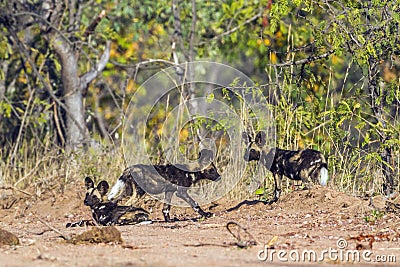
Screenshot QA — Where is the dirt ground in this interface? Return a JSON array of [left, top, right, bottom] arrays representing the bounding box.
[[1, 180, 400, 267]]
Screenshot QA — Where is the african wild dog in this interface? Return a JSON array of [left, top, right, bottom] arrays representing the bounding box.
[[243, 131, 328, 203], [107, 149, 221, 222], [66, 177, 150, 227]]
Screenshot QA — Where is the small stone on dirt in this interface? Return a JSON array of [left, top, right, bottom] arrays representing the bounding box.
[[68, 226, 123, 245], [0, 228, 20, 246]]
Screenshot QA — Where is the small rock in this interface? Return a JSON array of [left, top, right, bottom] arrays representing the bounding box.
[[67, 226, 123, 245], [0, 228, 20, 246]]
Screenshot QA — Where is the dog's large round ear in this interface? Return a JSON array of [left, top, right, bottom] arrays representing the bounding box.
[[84, 177, 94, 190], [97, 181, 110, 197], [198, 149, 213, 165], [255, 131, 267, 147], [242, 132, 251, 144]]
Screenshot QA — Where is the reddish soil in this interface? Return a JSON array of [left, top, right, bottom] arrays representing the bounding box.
[[1, 181, 400, 266]]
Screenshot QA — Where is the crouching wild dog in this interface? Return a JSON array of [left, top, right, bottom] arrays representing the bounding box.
[[66, 177, 150, 227], [107, 149, 221, 222], [243, 131, 328, 203]]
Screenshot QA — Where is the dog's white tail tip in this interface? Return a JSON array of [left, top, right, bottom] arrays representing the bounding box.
[[108, 179, 125, 200], [319, 167, 329, 186]]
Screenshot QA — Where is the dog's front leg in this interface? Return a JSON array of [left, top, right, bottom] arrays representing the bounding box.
[[162, 191, 174, 222], [66, 219, 95, 228], [268, 173, 282, 204], [176, 187, 212, 219]]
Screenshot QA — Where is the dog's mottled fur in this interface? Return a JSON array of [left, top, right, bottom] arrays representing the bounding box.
[[243, 131, 328, 203], [108, 149, 221, 222], [66, 177, 150, 227]]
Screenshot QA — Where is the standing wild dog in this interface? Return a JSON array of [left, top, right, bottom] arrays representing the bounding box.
[[107, 149, 221, 222], [243, 131, 328, 203], [66, 177, 150, 227]]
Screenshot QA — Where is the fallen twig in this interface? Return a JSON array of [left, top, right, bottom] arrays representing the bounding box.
[[0, 185, 33, 197], [226, 221, 258, 248], [184, 243, 232, 248], [35, 215, 71, 240], [184, 221, 259, 249]]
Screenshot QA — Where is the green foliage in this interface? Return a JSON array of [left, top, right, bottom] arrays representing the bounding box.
[[0, 102, 12, 118], [364, 209, 384, 224]]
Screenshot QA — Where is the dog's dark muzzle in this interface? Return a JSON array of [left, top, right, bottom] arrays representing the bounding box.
[[213, 175, 221, 182], [244, 149, 259, 161]]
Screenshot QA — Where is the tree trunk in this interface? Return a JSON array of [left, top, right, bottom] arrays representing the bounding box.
[[368, 57, 394, 196], [0, 60, 7, 123], [52, 36, 89, 151]]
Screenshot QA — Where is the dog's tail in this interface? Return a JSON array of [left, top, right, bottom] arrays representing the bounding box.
[[108, 178, 126, 201], [319, 166, 329, 186], [108, 172, 145, 201]]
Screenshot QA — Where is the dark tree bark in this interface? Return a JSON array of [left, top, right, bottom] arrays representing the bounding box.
[[368, 57, 395, 196], [51, 35, 89, 150]]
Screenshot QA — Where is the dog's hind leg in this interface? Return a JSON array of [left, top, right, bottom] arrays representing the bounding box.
[[162, 191, 174, 222]]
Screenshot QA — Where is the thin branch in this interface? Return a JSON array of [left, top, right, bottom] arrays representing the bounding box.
[[188, 0, 196, 62], [75, 9, 107, 59], [10, 11, 74, 47], [13, 155, 49, 187], [268, 50, 334, 67], [172, 0, 187, 59], [10, 87, 35, 164], [80, 40, 111, 89], [187, 0, 197, 98], [93, 89, 110, 141], [111, 58, 176, 70], [84, 10, 107, 38], [0, 61, 7, 102], [53, 101, 66, 146], [68, 0, 78, 32], [9, 11, 93, 68], [197, 12, 262, 46]]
